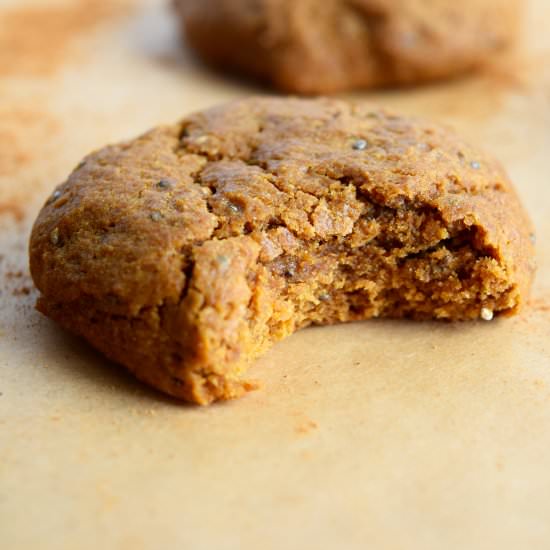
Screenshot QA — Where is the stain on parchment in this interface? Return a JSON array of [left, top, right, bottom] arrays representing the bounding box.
[[291, 410, 319, 436], [529, 296, 550, 314], [295, 419, 318, 435]]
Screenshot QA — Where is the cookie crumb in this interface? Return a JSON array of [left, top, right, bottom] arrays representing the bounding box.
[[480, 307, 494, 321], [13, 286, 31, 296], [295, 419, 318, 435]]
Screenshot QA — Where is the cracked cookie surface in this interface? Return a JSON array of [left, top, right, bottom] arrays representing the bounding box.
[[29, 97, 535, 404], [175, 0, 521, 94]]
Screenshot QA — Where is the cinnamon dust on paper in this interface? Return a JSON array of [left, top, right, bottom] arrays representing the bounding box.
[[0, 201, 25, 221], [0, 104, 60, 219], [4, 269, 34, 297], [0, 0, 133, 217], [0, 106, 60, 178], [0, 0, 133, 77]]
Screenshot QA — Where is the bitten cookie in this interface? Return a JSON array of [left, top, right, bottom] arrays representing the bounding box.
[[30, 97, 535, 404], [175, 0, 521, 94]]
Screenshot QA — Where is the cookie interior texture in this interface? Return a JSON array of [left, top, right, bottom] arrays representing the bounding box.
[[175, 0, 521, 93], [29, 98, 535, 404]]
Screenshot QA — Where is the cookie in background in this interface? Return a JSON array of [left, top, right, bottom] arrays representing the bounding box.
[[174, 0, 522, 94]]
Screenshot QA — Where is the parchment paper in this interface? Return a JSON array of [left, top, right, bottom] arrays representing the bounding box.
[[1, 1, 550, 548]]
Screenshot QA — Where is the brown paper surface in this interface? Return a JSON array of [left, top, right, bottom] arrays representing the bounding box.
[[1, 1, 550, 548]]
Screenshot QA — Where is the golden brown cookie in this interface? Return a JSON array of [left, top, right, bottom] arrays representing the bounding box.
[[29, 97, 535, 404], [175, 0, 521, 94]]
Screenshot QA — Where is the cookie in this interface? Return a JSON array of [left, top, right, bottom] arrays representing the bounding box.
[[175, 0, 521, 94], [29, 97, 535, 404]]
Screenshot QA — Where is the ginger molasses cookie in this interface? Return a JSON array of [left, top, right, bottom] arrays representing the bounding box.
[[30, 97, 535, 404], [175, 0, 521, 94]]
